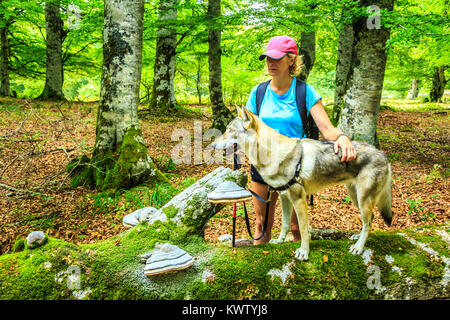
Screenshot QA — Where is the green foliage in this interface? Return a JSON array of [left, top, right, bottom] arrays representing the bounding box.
[[2, 0, 448, 102], [87, 176, 197, 217], [407, 198, 437, 222], [154, 155, 177, 172]]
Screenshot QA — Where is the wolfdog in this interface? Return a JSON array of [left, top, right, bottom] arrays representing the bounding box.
[[211, 106, 393, 261]]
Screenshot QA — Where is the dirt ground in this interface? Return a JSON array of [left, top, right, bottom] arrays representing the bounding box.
[[0, 97, 448, 254]]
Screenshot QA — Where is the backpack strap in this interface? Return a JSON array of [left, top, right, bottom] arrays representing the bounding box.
[[296, 79, 319, 140], [255, 80, 270, 116], [295, 79, 308, 138]]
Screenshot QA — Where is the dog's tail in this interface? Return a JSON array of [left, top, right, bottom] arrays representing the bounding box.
[[377, 164, 393, 226]]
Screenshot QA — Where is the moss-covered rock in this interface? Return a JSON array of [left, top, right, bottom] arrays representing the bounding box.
[[1, 221, 448, 300]]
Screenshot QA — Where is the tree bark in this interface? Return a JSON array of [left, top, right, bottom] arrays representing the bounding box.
[[196, 56, 202, 104], [37, 1, 65, 101], [297, 31, 315, 82], [151, 0, 177, 110], [208, 0, 234, 133], [429, 66, 446, 102], [68, 0, 166, 192], [0, 20, 10, 97], [406, 79, 420, 99], [332, 22, 354, 125], [338, 0, 394, 147]]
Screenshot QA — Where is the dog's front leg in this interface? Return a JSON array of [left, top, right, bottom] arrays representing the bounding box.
[[288, 186, 310, 261], [269, 192, 292, 244]]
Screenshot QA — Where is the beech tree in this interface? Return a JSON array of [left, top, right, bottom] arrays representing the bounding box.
[[0, 0, 12, 97], [37, 0, 65, 101], [207, 0, 234, 132], [332, 20, 353, 125], [337, 0, 395, 146], [68, 0, 166, 192], [151, 0, 177, 110], [298, 30, 316, 81]]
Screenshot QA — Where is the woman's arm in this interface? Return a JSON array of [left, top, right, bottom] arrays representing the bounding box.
[[309, 100, 357, 162]]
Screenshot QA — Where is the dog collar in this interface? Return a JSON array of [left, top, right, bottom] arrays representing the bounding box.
[[268, 157, 302, 192]]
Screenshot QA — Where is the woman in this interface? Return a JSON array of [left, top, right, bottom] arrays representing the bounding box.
[[245, 35, 357, 245]]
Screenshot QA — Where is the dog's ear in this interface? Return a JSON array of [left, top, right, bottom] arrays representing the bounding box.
[[240, 106, 250, 122], [242, 107, 256, 129], [236, 106, 244, 119]]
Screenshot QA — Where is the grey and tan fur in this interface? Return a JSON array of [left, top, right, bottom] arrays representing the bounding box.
[[211, 106, 393, 261]]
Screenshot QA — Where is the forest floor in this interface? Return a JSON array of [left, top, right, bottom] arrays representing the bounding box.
[[0, 97, 448, 254]]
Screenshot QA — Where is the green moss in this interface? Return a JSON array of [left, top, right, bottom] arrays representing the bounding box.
[[401, 225, 449, 257], [102, 128, 168, 192], [224, 172, 248, 188], [179, 194, 213, 236], [162, 205, 178, 219], [67, 155, 95, 188], [1, 223, 448, 300], [190, 239, 372, 300], [12, 238, 25, 253]]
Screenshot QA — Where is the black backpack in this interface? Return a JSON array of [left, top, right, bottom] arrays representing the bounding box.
[[255, 79, 319, 140], [255, 79, 318, 205]]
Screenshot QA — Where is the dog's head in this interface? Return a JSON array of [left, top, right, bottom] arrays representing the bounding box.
[[210, 106, 258, 152]]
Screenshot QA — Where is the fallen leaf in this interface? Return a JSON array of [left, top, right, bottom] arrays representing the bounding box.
[[323, 255, 328, 263]]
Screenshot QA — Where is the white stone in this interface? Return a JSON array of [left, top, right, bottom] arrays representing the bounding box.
[[122, 207, 159, 228], [26, 231, 47, 248], [218, 234, 233, 242]]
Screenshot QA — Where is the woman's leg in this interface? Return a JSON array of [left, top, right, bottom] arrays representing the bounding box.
[[251, 180, 279, 245], [290, 210, 301, 241]]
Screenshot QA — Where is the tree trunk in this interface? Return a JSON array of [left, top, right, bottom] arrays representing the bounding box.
[[406, 79, 420, 99], [338, 0, 394, 147], [332, 22, 354, 125], [429, 66, 446, 102], [297, 31, 315, 82], [37, 1, 65, 101], [208, 0, 234, 133], [0, 23, 10, 97], [68, 0, 166, 192], [150, 0, 177, 110], [196, 56, 202, 104]]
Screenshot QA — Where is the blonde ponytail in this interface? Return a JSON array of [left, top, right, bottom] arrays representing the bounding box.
[[288, 53, 304, 77]]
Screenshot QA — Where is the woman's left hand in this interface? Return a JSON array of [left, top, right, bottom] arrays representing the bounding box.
[[334, 135, 357, 162]]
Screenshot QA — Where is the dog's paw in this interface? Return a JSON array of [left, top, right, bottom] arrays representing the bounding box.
[[269, 237, 284, 244], [349, 243, 364, 255], [294, 247, 309, 261], [350, 233, 360, 241]]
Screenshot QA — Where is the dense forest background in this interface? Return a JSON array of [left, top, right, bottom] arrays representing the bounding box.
[[1, 0, 448, 104]]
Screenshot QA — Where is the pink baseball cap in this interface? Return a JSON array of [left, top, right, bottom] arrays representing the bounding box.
[[259, 36, 298, 61]]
